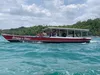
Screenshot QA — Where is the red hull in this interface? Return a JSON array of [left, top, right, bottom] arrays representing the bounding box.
[[2, 34, 91, 43]]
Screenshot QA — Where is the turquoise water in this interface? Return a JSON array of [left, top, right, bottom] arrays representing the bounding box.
[[0, 36, 100, 75]]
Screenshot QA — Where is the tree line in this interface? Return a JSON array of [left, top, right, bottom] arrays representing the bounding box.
[[0, 18, 100, 36]]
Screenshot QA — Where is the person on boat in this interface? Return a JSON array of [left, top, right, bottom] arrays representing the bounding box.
[[43, 31, 47, 36], [36, 32, 44, 37], [37, 31, 47, 37], [51, 30, 57, 36]]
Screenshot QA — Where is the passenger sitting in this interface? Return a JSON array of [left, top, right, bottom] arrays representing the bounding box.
[[37, 33, 44, 37], [43, 31, 47, 36]]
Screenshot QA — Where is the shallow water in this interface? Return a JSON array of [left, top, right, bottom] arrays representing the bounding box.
[[0, 36, 100, 75]]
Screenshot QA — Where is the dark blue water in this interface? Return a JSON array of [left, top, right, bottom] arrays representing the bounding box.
[[0, 36, 100, 75]]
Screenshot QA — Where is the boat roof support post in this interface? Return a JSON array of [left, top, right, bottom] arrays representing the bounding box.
[[67, 29, 68, 36], [87, 31, 88, 36], [51, 29, 52, 37], [74, 30, 75, 37], [81, 31, 82, 37], [72, 30, 75, 37], [59, 29, 60, 37]]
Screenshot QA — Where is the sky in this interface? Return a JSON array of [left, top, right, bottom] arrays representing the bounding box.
[[0, 0, 100, 29]]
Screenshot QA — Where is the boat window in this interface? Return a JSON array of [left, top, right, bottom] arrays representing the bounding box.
[[67, 30, 74, 37], [62, 33, 66, 37], [60, 30, 66, 37], [82, 31, 88, 37], [43, 27, 90, 37], [74, 31, 81, 37]]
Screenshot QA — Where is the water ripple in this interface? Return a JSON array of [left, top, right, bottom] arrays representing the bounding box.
[[0, 36, 100, 75]]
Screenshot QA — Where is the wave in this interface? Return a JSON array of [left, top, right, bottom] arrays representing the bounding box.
[[90, 40, 100, 43], [32, 70, 100, 75]]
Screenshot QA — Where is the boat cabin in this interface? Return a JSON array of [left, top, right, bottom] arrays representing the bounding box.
[[43, 27, 90, 37]]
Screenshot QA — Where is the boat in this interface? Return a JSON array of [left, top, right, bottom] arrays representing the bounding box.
[[2, 27, 91, 43]]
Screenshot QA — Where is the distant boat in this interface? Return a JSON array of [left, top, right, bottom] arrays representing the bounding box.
[[2, 27, 91, 43]]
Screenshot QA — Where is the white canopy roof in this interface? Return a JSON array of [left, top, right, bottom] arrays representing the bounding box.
[[44, 27, 89, 32]]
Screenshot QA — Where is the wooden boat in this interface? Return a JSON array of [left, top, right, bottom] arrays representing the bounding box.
[[2, 27, 91, 43]]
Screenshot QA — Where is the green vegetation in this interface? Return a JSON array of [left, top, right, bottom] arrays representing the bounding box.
[[1, 25, 47, 35], [1, 18, 100, 36]]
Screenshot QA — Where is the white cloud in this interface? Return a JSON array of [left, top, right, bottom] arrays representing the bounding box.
[[43, 0, 87, 24], [75, 0, 100, 21], [22, 4, 51, 17], [43, 0, 64, 11], [0, 0, 100, 29], [60, 4, 87, 23]]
